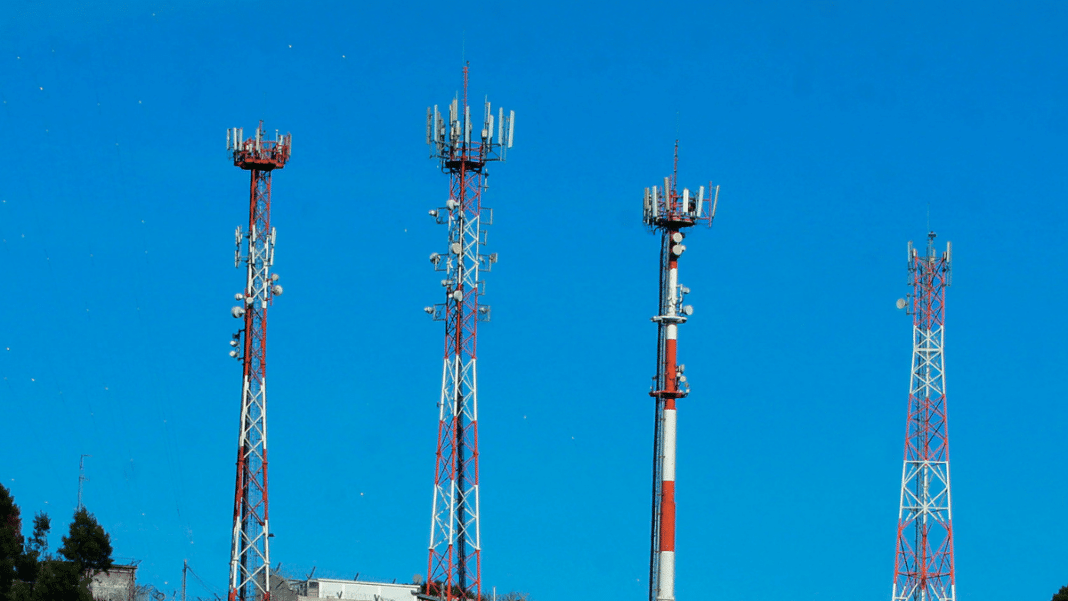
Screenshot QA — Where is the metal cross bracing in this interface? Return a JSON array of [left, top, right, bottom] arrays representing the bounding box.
[[892, 231, 955, 601], [420, 64, 514, 601], [224, 121, 291, 601], [641, 142, 718, 601]]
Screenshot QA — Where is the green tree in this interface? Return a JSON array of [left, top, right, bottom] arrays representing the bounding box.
[[1052, 585, 1068, 601], [58, 508, 112, 575], [0, 484, 24, 601], [13, 507, 112, 601], [19, 559, 84, 601], [0, 494, 114, 601], [14, 513, 50, 593], [27, 515, 48, 561]]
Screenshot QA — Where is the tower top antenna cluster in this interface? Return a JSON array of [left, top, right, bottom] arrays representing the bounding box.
[[228, 120, 292, 171], [643, 141, 718, 230], [908, 231, 952, 274], [426, 65, 515, 170]]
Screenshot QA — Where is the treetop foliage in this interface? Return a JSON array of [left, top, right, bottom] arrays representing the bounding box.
[[26, 516, 48, 561], [59, 508, 112, 575]]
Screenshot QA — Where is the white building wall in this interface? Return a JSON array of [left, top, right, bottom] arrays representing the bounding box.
[[301, 579, 419, 601], [89, 565, 136, 601]]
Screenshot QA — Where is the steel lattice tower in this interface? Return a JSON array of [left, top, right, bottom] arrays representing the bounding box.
[[224, 122, 291, 601], [642, 143, 717, 601], [892, 232, 955, 601], [420, 65, 514, 601]]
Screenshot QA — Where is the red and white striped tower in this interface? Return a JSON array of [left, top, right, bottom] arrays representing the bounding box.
[[421, 65, 515, 601], [891, 232, 955, 601], [642, 143, 717, 601], [224, 122, 291, 601]]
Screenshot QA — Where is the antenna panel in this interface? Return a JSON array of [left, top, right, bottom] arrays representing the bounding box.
[[464, 105, 471, 145], [507, 110, 515, 148]]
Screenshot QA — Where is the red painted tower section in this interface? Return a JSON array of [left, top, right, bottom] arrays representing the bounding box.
[[225, 122, 290, 601]]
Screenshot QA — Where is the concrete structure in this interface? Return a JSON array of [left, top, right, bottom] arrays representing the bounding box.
[[89, 564, 137, 601], [289, 578, 418, 601]]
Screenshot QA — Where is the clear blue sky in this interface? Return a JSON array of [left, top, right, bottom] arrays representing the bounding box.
[[2, 1, 1067, 599]]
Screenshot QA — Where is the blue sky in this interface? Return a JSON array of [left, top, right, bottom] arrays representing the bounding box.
[[2, 1, 1067, 599]]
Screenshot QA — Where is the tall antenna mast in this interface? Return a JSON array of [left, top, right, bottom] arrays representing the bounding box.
[[892, 232, 956, 601], [420, 64, 515, 601], [224, 121, 291, 601], [77, 454, 91, 510], [641, 141, 718, 601]]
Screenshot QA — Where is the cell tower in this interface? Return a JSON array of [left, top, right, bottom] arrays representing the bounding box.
[[892, 232, 955, 601], [224, 121, 291, 601], [641, 142, 717, 601], [420, 64, 515, 601]]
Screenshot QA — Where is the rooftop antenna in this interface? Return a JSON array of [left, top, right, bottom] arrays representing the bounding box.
[[77, 454, 91, 510]]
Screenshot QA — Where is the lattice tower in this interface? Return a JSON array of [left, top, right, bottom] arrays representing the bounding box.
[[892, 232, 955, 601], [224, 121, 291, 601], [420, 65, 515, 601]]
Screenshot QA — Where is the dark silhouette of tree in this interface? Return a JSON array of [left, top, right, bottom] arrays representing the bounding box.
[[27, 515, 48, 561], [7, 506, 113, 601], [21, 559, 84, 601], [0, 484, 24, 601], [58, 508, 112, 576], [15, 513, 50, 591], [1051, 585, 1068, 601]]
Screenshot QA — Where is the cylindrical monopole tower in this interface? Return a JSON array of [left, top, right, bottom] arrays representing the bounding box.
[[892, 232, 956, 601], [224, 122, 291, 601], [642, 142, 718, 601], [420, 65, 515, 601]]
